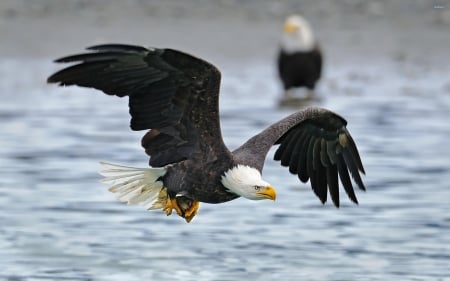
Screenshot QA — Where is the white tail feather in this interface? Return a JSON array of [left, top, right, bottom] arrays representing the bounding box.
[[99, 161, 168, 210]]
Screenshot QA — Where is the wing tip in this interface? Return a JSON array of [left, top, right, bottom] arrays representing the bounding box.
[[331, 198, 340, 208], [46, 76, 55, 83], [348, 193, 359, 205], [46, 75, 61, 84], [358, 182, 367, 192], [86, 43, 150, 53], [318, 196, 327, 205]]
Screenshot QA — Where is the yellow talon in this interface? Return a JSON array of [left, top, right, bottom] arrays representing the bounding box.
[[162, 197, 173, 216], [163, 198, 183, 216], [183, 201, 200, 223], [162, 195, 200, 223], [172, 198, 184, 216], [184, 201, 200, 219]]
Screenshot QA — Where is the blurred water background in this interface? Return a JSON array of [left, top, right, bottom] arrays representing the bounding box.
[[1, 1, 450, 280]]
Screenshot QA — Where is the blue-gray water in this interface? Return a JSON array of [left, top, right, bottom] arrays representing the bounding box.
[[1, 57, 449, 281]]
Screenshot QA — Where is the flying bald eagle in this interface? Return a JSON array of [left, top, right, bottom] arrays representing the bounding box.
[[278, 15, 322, 99], [47, 44, 365, 223]]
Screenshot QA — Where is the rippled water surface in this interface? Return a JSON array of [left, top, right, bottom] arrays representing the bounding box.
[[1, 57, 449, 281]]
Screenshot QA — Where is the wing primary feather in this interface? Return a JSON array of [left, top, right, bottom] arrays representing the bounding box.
[[326, 165, 340, 207], [314, 164, 327, 204], [312, 138, 322, 171], [280, 130, 303, 166], [288, 130, 308, 174], [47, 61, 112, 84], [297, 135, 311, 182], [274, 143, 285, 161], [274, 130, 293, 161], [53, 51, 127, 63], [306, 137, 316, 189], [87, 44, 151, 53], [326, 140, 338, 165], [345, 130, 366, 174], [320, 139, 331, 167], [342, 149, 366, 191], [336, 154, 358, 204], [275, 129, 300, 162]]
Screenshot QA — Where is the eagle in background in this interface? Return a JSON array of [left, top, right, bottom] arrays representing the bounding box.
[[48, 44, 365, 223], [278, 15, 323, 101]]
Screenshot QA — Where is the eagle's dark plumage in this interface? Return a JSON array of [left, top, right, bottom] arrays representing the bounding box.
[[278, 46, 322, 91], [48, 43, 365, 222]]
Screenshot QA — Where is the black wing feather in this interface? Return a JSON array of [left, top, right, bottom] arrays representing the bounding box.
[[326, 166, 339, 207], [297, 134, 311, 183], [54, 51, 128, 63], [306, 137, 316, 190], [280, 130, 303, 166], [320, 139, 331, 167], [288, 130, 307, 174], [87, 43, 150, 52], [315, 162, 328, 204], [270, 108, 365, 207], [336, 154, 358, 204], [342, 149, 366, 191], [345, 131, 366, 174]]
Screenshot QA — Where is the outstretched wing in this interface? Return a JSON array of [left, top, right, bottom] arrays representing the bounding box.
[[233, 107, 365, 207], [48, 44, 228, 167]]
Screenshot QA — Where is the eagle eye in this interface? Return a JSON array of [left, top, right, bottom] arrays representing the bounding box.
[[254, 186, 261, 191]]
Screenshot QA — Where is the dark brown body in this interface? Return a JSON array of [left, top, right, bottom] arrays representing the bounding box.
[[278, 46, 322, 90], [163, 159, 239, 204]]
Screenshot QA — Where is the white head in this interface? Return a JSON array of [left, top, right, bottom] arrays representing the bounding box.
[[221, 165, 276, 200], [280, 14, 316, 53]]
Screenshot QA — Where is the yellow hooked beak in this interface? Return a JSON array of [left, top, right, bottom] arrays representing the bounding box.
[[284, 22, 299, 34], [257, 186, 277, 201]]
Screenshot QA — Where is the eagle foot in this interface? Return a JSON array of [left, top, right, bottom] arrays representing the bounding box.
[[163, 198, 183, 217], [162, 196, 200, 223], [183, 200, 200, 223]]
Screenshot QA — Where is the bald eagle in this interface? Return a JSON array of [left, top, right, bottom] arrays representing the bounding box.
[[47, 44, 365, 223], [278, 15, 322, 99]]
